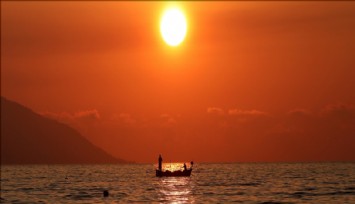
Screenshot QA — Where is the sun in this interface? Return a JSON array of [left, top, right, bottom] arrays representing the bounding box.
[[160, 8, 187, 47]]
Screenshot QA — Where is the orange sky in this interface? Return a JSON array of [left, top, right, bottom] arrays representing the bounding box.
[[2, 1, 355, 163]]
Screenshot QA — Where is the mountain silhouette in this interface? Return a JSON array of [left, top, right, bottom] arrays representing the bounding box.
[[1, 97, 126, 164]]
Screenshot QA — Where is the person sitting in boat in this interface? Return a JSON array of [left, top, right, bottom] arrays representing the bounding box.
[[158, 154, 163, 171], [183, 163, 187, 171]]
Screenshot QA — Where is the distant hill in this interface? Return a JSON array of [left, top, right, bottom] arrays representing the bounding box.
[[1, 97, 126, 164]]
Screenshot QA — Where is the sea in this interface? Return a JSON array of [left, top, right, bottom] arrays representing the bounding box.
[[1, 163, 354, 203]]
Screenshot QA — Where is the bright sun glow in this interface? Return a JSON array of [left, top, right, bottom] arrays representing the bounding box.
[[160, 8, 187, 47]]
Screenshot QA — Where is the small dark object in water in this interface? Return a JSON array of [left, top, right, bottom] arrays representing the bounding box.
[[103, 190, 109, 197]]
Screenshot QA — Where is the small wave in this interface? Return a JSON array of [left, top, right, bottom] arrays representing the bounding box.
[[239, 182, 260, 186], [65, 191, 95, 200], [321, 191, 355, 196], [47, 182, 58, 188], [283, 174, 303, 179], [18, 187, 34, 191], [290, 191, 315, 198], [303, 187, 317, 191], [88, 187, 105, 191], [115, 192, 128, 199], [8, 199, 18, 203], [345, 187, 355, 191], [322, 181, 339, 185], [223, 192, 245, 196], [292, 191, 307, 196], [198, 182, 230, 187], [290, 190, 355, 198]]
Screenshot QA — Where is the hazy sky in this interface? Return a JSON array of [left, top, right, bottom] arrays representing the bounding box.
[[2, 1, 355, 162]]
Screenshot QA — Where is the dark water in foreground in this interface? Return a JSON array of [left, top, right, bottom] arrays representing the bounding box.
[[1, 163, 354, 203]]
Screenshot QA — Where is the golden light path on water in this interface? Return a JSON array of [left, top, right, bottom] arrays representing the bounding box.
[[159, 162, 192, 172], [157, 177, 195, 203], [155, 162, 195, 203]]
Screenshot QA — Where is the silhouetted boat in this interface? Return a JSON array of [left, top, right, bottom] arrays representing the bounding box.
[[156, 156, 194, 177], [156, 168, 192, 177]]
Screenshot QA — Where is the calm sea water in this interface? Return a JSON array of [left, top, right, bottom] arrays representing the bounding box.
[[1, 163, 354, 203]]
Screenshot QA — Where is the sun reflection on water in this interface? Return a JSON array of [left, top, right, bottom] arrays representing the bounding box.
[[155, 163, 195, 203], [156, 162, 192, 172]]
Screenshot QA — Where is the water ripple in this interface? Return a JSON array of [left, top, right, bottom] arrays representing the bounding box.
[[1, 163, 354, 203]]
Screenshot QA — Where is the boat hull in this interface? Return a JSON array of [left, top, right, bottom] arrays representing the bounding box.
[[156, 169, 192, 177]]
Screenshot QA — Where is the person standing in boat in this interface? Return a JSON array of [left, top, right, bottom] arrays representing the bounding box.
[[158, 154, 163, 171]]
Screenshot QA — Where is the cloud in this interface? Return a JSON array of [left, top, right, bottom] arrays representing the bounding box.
[[207, 107, 225, 115], [108, 113, 178, 128], [287, 109, 311, 116], [38, 104, 355, 162], [118, 113, 136, 125], [74, 110, 100, 121], [41, 111, 71, 121], [206, 107, 270, 128], [40, 109, 101, 135], [318, 103, 355, 130], [286, 109, 313, 125], [228, 109, 268, 116], [207, 107, 268, 117], [321, 103, 355, 119], [41, 109, 100, 123], [160, 114, 177, 128]]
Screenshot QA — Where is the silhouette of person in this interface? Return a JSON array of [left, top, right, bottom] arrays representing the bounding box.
[[158, 154, 163, 171], [183, 163, 187, 171]]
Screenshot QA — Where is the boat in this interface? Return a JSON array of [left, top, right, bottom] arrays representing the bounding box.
[[155, 155, 194, 177], [156, 168, 192, 177]]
